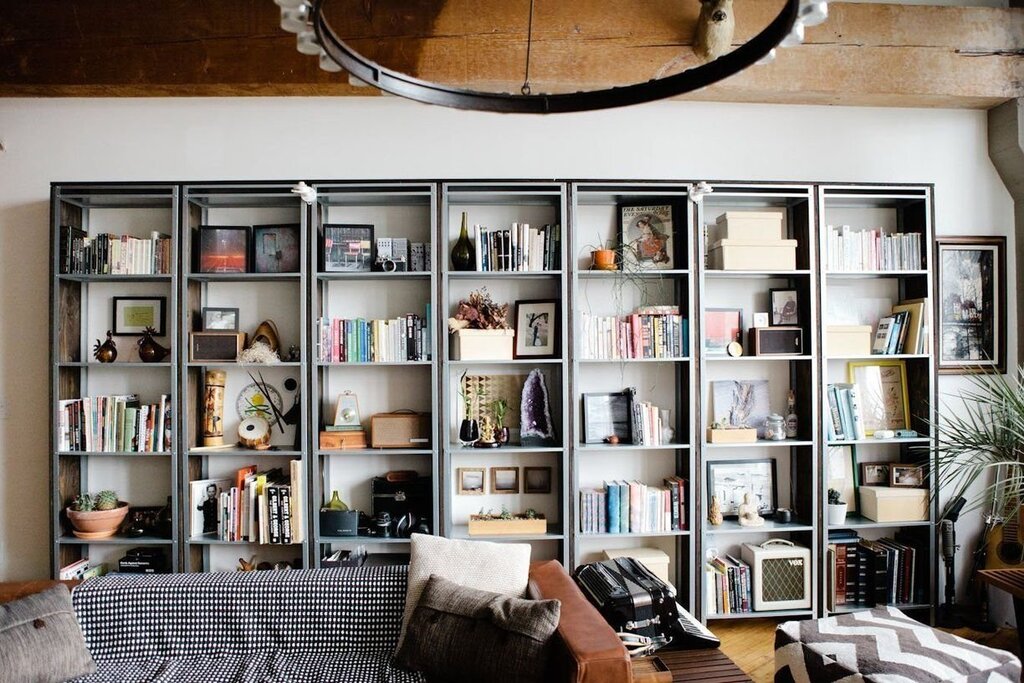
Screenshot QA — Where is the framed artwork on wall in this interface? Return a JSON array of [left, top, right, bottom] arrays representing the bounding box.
[[936, 236, 1006, 374]]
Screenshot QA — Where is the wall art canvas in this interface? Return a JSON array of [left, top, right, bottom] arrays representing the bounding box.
[[712, 379, 771, 439], [937, 237, 1006, 373]]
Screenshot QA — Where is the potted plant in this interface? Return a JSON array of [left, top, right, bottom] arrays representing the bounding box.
[[447, 289, 514, 360], [468, 507, 547, 536], [589, 238, 618, 271], [66, 490, 129, 539], [491, 397, 510, 445], [827, 488, 848, 525]]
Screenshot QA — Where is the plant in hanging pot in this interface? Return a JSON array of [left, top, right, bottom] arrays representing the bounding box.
[[448, 288, 514, 360], [827, 488, 848, 526], [66, 490, 129, 539]]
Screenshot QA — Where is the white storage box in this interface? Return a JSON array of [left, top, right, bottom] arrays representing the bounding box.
[[450, 328, 514, 361], [740, 539, 811, 611], [710, 210, 785, 242], [602, 547, 671, 587], [708, 239, 797, 271], [859, 486, 928, 523], [826, 325, 873, 356]]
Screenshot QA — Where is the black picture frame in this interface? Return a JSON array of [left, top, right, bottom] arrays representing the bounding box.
[[202, 307, 240, 332], [514, 299, 559, 359], [617, 202, 677, 271], [707, 458, 777, 518], [769, 288, 799, 326], [252, 223, 301, 274], [197, 225, 250, 274], [322, 223, 375, 273], [582, 391, 632, 444], [704, 308, 743, 355], [112, 296, 167, 336]]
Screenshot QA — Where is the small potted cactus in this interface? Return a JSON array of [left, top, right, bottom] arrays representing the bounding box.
[[66, 490, 129, 539], [827, 488, 848, 526]]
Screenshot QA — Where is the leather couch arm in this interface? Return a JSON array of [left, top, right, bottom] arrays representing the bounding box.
[[0, 580, 79, 604], [528, 560, 632, 683]]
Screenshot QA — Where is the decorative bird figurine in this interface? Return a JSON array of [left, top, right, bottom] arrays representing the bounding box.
[[93, 331, 117, 363], [694, 0, 736, 61], [137, 327, 170, 363]]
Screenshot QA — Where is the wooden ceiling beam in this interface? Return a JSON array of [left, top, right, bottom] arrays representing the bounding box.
[[0, 1, 1020, 109]]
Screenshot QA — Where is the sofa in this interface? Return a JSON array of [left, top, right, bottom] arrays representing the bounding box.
[[0, 560, 631, 683]]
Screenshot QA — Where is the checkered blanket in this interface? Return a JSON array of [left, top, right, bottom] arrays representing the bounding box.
[[68, 566, 425, 683]]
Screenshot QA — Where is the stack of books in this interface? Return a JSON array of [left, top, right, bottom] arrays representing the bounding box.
[[59, 226, 173, 275], [57, 394, 171, 452], [316, 311, 430, 362], [472, 222, 561, 272], [872, 299, 930, 355], [825, 226, 922, 272], [581, 307, 688, 359], [825, 383, 867, 441], [579, 477, 686, 534], [624, 388, 672, 446], [705, 554, 753, 615], [826, 529, 925, 610]]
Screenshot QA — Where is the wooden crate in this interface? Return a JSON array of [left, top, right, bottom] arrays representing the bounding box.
[[467, 516, 547, 536]]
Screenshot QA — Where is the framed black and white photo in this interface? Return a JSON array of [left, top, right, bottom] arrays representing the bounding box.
[[202, 307, 239, 332], [514, 299, 559, 359], [197, 225, 249, 274], [711, 379, 771, 439], [253, 223, 300, 274], [524, 466, 552, 494], [582, 391, 632, 444], [457, 467, 485, 495], [707, 459, 777, 517], [113, 296, 167, 336], [890, 464, 924, 488], [860, 462, 892, 486], [322, 224, 374, 273], [491, 467, 520, 494], [704, 308, 743, 356], [937, 236, 1006, 374], [618, 203, 675, 270], [769, 288, 799, 326]]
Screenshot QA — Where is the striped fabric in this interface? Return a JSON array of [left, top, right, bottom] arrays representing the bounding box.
[[775, 606, 1020, 683]]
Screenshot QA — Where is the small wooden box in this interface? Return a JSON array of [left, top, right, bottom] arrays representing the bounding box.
[[707, 239, 797, 271], [827, 325, 873, 356], [190, 332, 247, 362], [370, 412, 431, 448], [467, 516, 547, 536], [450, 328, 514, 361], [706, 427, 757, 443], [319, 430, 367, 449], [859, 486, 928, 522]]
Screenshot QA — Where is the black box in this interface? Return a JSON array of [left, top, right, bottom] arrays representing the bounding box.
[[371, 475, 431, 534], [750, 327, 803, 356], [319, 509, 359, 537]]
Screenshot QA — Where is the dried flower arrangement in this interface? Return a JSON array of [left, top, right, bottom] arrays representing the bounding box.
[[448, 289, 511, 332]]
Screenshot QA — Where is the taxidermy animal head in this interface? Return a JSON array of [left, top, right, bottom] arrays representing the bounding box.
[[694, 0, 735, 61]]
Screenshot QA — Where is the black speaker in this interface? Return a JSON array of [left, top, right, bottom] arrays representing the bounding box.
[[750, 327, 803, 356]]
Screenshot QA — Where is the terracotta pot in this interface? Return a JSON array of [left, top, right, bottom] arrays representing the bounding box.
[[591, 249, 617, 271], [66, 502, 129, 539]]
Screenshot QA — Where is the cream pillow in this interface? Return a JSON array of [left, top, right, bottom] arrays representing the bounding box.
[[397, 533, 531, 651]]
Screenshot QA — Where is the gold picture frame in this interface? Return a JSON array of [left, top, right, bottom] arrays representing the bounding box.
[[847, 360, 910, 436], [457, 467, 485, 495]]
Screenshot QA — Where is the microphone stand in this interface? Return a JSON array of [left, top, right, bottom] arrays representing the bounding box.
[[938, 497, 966, 628]]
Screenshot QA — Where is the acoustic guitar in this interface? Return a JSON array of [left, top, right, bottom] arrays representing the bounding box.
[[986, 501, 1024, 570]]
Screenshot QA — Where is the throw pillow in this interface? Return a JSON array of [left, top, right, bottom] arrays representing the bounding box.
[[0, 584, 96, 683], [397, 533, 531, 651], [396, 574, 560, 683]]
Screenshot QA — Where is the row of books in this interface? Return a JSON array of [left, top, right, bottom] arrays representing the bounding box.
[[827, 530, 925, 609], [580, 309, 688, 360], [579, 477, 687, 534], [472, 223, 561, 272], [622, 387, 672, 447], [189, 460, 305, 545], [825, 226, 922, 272], [705, 554, 753, 615], [57, 394, 172, 453], [825, 383, 866, 442], [873, 299, 930, 355], [316, 311, 431, 363], [59, 226, 173, 275]]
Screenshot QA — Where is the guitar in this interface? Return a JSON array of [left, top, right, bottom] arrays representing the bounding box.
[[985, 500, 1024, 570]]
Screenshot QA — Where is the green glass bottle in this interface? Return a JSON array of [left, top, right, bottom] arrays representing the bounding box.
[[451, 211, 475, 271], [327, 490, 349, 511]]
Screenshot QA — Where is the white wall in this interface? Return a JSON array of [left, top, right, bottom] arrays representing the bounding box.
[[0, 97, 1015, 621]]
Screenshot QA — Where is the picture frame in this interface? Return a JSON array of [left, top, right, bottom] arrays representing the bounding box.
[[707, 459, 777, 517], [768, 288, 799, 326], [704, 308, 743, 356], [936, 236, 1006, 374], [201, 307, 239, 332], [112, 296, 167, 336], [491, 467, 520, 494], [826, 445, 858, 512], [890, 464, 924, 488], [514, 299, 559, 359], [711, 379, 771, 439], [322, 224, 374, 273], [197, 225, 250, 274], [847, 360, 911, 435], [457, 467, 486, 495], [581, 391, 632, 444], [332, 391, 361, 429], [252, 223, 301, 274], [618, 203, 675, 270], [523, 466, 552, 494], [860, 462, 892, 487]]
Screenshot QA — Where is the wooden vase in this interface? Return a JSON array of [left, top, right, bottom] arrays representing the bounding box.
[[202, 370, 227, 446]]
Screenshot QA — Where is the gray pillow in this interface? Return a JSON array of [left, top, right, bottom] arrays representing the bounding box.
[[396, 574, 560, 683], [0, 584, 95, 683]]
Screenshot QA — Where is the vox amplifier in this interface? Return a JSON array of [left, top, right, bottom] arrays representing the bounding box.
[[740, 539, 811, 611]]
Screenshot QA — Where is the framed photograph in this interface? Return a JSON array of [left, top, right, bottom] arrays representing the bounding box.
[[514, 299, 559, 359], [491, 467, 520, 494], [707, 459, 777, 517], [457, 467, 486, 495], [847, 360, 910, 435], [524, 466, 552, 494], [198, 225, 249, 273], [890, 464, 924, 488], [253, 223, 300, 273], [323, 224, 374, 273], [937, 237, 1006, 374], [332, 391, 361, 429], [202, 307, 239, 332], [112, 296, 167, 336], [582, 392, 632, 444], [769, 288, 799, 326], [711, 379, 771, 439], [827, 445, 858, 512], [618, 203, 675, 270], [704, 308, 743, 356], [860, 462, 892, 486]]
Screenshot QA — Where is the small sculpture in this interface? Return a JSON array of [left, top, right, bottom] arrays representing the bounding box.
[[250, 320, 281, 352], [137, 327, 170, 363], [737, 492, 765, 527], [93, 331, 117, 363], [694, 0, 736, 61], [708, 495, 723, 525], [475, 416, 499, 448]]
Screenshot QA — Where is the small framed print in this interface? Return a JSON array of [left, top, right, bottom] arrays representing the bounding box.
[[752, 312, 770, 329], [890, 464, 924, 488], [202, 307, 239, 332], [769, 288, 799, 326], [197, 226, 250, 273], [514, 299, 559, 359], [524, 467, 552, 494], [323, 224, 374, 273], [458, 467, 486, 495], [848, 360, 911, 435], [860, 462, 892, 486], [707, 458, 777, 517], [491, 467, 520, 494], [582, 392, 632, 444], [253, 223, 301, 273], [112, 296, 167, 336], [704, 308, 743, 356], [332, 391, 361, 429], [618, 203, 675, 270]]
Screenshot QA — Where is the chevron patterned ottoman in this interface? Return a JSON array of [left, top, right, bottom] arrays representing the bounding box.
[[774, 606, 1021, 682]]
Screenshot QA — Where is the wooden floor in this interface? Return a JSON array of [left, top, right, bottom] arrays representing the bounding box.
[[714, 617, 1021, 683]]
